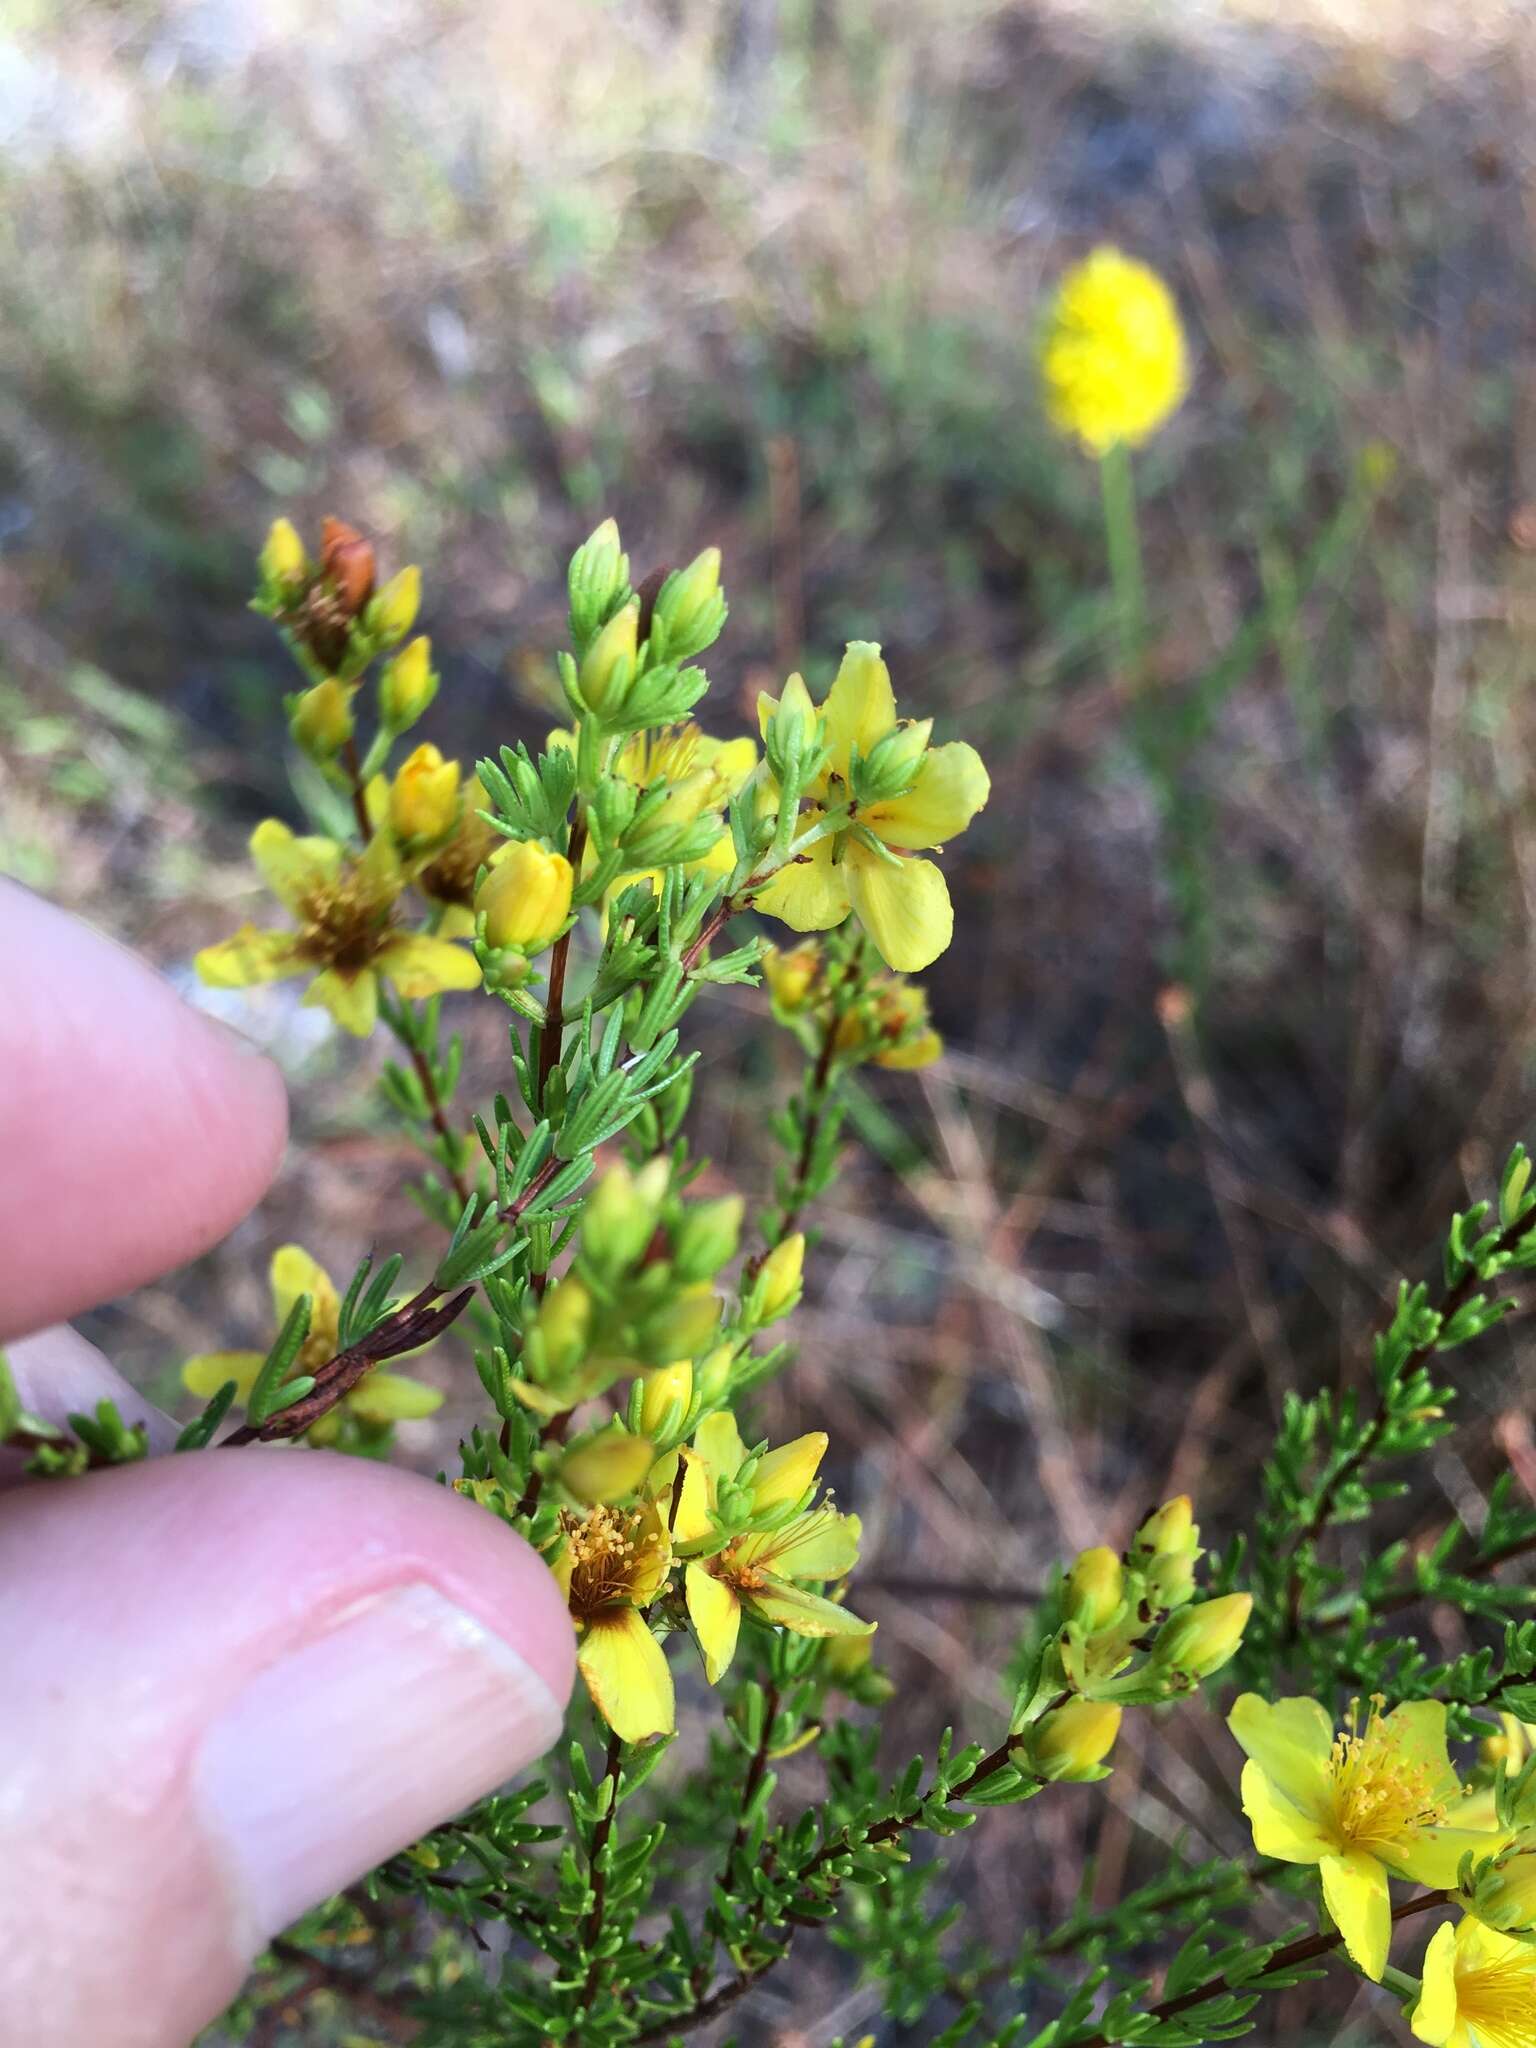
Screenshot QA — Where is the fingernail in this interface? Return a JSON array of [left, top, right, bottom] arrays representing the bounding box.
[[194, 1584, 564, 1948]]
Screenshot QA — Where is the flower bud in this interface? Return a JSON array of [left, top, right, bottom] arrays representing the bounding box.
[[260, 516, 307, 591], [760, 673, 821, 786], [751, 1233, 804, 1326], [850, 718, 932, 805], [568, 518, 630, 647], [669, 1195, 744, 1284], [874, 1027, 942, 1071], [368, 565, 422, 648], [582, 1159, 669, 1279], [638, 1284, 721, 1367], [319, 516, 376, 614], [1134, 1493, 1201, 1611], [289, 676, 356, 759], [477, 840, 574, 953], [694, 1343, 734, 1405], [559, 1423, 655, 1505], [639, 1360, 694, 1439], [1464, 1847, 1536, 1933], [1150, 1593, 1252, 1683], [389, 744, 461, 851], [1137, 1495, 1195, 1554], [652, 547, 726, 663], [379, 635, 437, 730], [1030, 1700, 1122, 1782], [1064, 1546, 1125, 1631], [763, 944, 821, 1016], [530, 1276, 592, 1380], [578, 599, 641, 717], [750, 1430, 828, 1511], [1477, 1713, 1530, 1774]]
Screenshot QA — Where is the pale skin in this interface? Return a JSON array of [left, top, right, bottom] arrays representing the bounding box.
[[0, 881, 576, 2047]]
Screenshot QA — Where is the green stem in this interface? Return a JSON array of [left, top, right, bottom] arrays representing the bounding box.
[[1099, 440, 1146, 684]]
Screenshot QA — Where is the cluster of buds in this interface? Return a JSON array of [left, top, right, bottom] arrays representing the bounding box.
[[763, 941, 943, 1072], [514, 1160, 740, 1416], [258, 516, 422, 696], [1054, 1495, 1251, 1707], [560, 519, 725, 735]]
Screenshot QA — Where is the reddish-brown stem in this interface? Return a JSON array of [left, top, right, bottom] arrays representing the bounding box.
[[575, 1729, 627, 2018]]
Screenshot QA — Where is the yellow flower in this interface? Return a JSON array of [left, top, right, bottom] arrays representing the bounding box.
[[182, 1245, 443, 1435], [1031, 1699, 1122, 1782], [195, 820, 482, 1035], [660, 1414, 872, 1684], [1040, 247, 1189, 455], [553, 1501, 675, 1743], [1229, 1694, 1497, 1980], [1411, 1914, 1536, 2048], [834, 976, 944, 1070], [754, 644, 989, 973], [476, 839, 574, 954], [762, 942, 822, 1016]]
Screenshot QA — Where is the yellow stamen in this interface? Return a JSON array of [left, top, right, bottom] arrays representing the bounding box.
[[1328, 1697, 1446, 1851]]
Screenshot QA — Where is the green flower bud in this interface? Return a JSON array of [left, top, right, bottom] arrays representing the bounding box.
[[367, 565, 421, 648], [694, 1343, 734, 1405], [637, 1285, 721, 1367], [760, 673, 821, 787], [581, 1159, 670, 1280], [1464, 1846, 1536, 1933], [379, 635, 438, 730], [577, 600, 641, 717], [748, 1233, 804, 1326], [529, 1276, 593, 1382], [559, 1423, 655, 1505], [289, 676, 356, 760], [1149, 1593, 1252, 1684], [568, 517, 631, 651], [669, 1196, 745, 1285], [651, 547, 726, 663], [639, 1360, 694, 1441], [849, 718, 932, 805]]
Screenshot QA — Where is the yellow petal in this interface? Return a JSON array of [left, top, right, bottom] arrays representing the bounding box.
[[696, 734, 757, 796], [1319, 1850, 1391, 1981], [271, 1246, 341, 1340], [693, 1411, 747, 1490], [843, 843, 953, 973], [304, 966, 380, 1036], [822, 642, 896, 783], [195, 926, 305, 988], [753, 832, 852, 934], [744, 1578, 875, 1639], [1409, 1922, 1460, 2046], [1383, 1701, 1460, 1802], [250, 818, 342, 914], [685, 1562, 741, 1684], [376, 932, 483, 998], [1227, 1695, 1335, 1821], [737, 1507, 862, 1583], [181, 1351, 265, 1401], [433, 904, 477, 941], [750, 1431, 828, 1511], [1238, 1760, 1330, 1866], [346, 1371, 444, 1424], [578, 1607, 675, 1743], [864, 742, 990, 850], [876, 1028, 942, 1071], [1384, 1825, 1508, 1890]]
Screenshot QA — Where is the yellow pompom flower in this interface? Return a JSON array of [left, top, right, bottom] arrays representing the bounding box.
[[553, 1501, 675, 1743], [1228, 1694, 1499, 1980], [195, 820, 482, 1035], [659, 1413, 872, 1685], [1040, 246, 1189, 455], [1410, 1913, 1536, 2048], [754, 644, 989, 973], [182, 1245, 444, 1438]]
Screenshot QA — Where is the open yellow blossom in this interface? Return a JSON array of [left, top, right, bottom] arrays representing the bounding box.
[[754, 644, 989, 973], [1040, 247, 1189, 455], [1411, 1914, 1536, 2048], [661, 1413, 872, 1684], [1229, 1695, 1497, 1980], [196, 820, 481, 1034], [182, 1245, 443, 1439], [553, 1501, 675, 1743]]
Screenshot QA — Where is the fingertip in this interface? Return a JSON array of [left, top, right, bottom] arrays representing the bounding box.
[[0, 882, 290, 1341]]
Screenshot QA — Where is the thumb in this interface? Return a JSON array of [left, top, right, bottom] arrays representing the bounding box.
[[0, 1447, 574, 2048]]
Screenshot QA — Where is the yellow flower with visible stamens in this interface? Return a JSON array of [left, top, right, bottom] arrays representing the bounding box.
[[196, 820, 482, 1035], [1229, 1694, 1499, 1980], [181, 1245, 443, 1438], [656, 1413, 872, 1685], [754, 644, 988, 974], [1040, 247, 1189, 455], [1410, 1913, 1536, 2048], [552, 1501, 675, 1743]]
